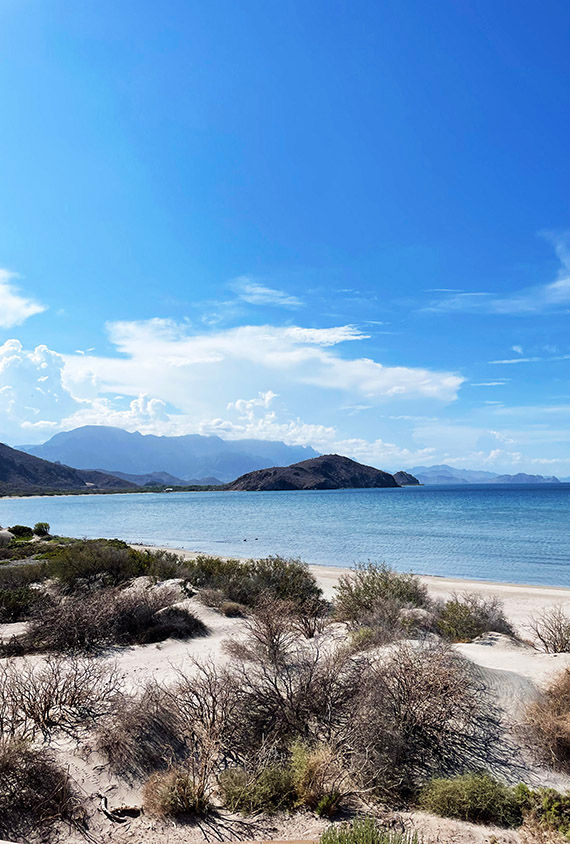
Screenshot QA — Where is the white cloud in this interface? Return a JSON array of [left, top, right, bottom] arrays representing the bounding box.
[[424, 233, 570, 315], [489, 354, 570, 364], [512, 345, 524, 355], [62, 320, 463, 408], [232, 276, 303, 308], [0, 271, 46, 328]]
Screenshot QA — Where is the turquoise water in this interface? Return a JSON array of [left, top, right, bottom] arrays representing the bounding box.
[[0, 484, 569, 586]]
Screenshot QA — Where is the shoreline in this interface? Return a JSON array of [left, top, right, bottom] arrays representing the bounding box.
[[134, 543, 570, 633]]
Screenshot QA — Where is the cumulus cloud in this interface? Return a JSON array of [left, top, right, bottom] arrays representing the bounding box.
[[0, 271, 46, 328], [68, 319, 462, 405]]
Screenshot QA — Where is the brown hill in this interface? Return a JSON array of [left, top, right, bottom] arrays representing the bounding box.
[[0, 442, 137, 496], [227, 454, 400, 491]]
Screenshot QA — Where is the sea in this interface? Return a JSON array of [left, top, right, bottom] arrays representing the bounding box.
[[0, 484, 569, 587]]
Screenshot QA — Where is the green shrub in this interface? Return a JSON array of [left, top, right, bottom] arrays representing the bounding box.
[[335, 563, 430, 624], [185, 554, 323, 611], [0, 586, 46, 623], [436, 593, 514, 642], [33, 522, 50, 537], [320, 817, 421, 844], [8, 525, 33, 540], [418, 773, 524, 827], [143, 766, 209, 817], [218, 765, 296, 814], [0, 562, 49, 589], [41, 539, 183, 588]]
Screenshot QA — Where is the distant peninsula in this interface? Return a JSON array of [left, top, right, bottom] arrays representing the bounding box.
[[227, 454, 412, 491], [0, 442, 137, 496]]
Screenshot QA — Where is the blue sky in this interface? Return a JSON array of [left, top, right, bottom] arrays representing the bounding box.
[[1, 0, 569, 474]]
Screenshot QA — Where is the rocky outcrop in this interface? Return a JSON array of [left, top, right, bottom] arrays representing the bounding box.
[[227, 454, 400, 491], [393, 471, 420, 486]]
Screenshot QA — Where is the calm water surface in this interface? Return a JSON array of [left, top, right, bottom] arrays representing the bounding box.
[[0, 484, 569, 587]]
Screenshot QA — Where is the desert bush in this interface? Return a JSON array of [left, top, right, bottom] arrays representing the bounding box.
[[0, 655, 120, 741], [33, 521, 50, 537], [0, 585, 47, 622], [335, 563, 430, 625], [523, 669, 570, 772], [95, 683, 188, 780], [41, 538, 184, 588], [8, 524, 33, 539], [418, 772, 524, 827], [220, 600, 247, 617], [350, 642, 509, 798], [218, 765, 296, 814], [10, 585, 207, 653], [436, 592, 514, 642], [185, 553, 324, 611], [0, 739, 80, 841], [320, 817, 421, 844], [143, 765, 210, 817], [0, 560, 49, 587], [528, 606, 570, 653]]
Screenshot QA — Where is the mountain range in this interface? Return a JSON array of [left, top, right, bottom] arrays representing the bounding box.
[[409, 464, 561, 485], [21, 426, 319, 483]]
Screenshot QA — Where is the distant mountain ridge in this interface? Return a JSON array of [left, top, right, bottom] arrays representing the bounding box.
[[21, 426, 319, 483], [228, 454, 403, 491], [409, 464, 561, 485], [106, 470, 222, 487], [0, 442, 136, 495]]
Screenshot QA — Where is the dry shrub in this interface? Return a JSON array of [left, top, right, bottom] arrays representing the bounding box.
[[528, 606, 570, 653], [436, 592, 515, 642], [8, 584, 207, 653], [350, 642, 509, 797], [523, 669, 570, 771], [143, 765, 210, 817], [95, 682, 188, 780], [0, 655, 120, 741], [0, 738, 81, 841]]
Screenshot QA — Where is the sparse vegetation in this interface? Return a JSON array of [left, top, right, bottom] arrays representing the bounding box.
[[528, 606, 570, 653], [523, 669, 570, 772]]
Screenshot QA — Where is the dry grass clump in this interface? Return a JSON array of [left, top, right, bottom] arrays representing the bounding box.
[[523, 669, 570, 772], [0, 738, 81, 841], [436, 591, 514, 642], [528, 606, 570, 653], [143, 765, 210, 818]]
